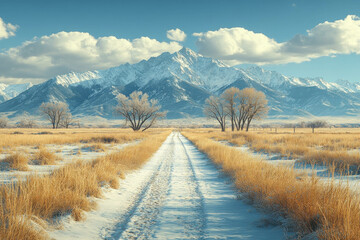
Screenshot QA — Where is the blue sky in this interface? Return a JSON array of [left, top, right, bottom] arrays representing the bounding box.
[[0, 0, 359, 84]]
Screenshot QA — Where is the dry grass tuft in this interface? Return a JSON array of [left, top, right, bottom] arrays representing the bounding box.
[[89, 136, 118, 143], [33, 145, 58, 165], [4, 152, 29, 171], [71, 207, 85, 221], [89, 143, 106, 152]]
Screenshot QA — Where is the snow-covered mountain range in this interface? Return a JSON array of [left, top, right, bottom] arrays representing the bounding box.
[[0, 48, 359, 119], [0, 83, 33, 103]]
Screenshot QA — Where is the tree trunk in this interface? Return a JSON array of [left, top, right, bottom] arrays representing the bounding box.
[[221, 122, 225, 132], [235, 119, 240, 131], [231, 116, 234, 131], [246, 121, 250, 132], [241, 120, 246, 131], [312, 127, 314, 133]]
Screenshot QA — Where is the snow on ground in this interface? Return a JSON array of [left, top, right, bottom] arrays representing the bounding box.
[[50, 132, 287, 240], [216, 140, 360, 191], [216, 140, 297, 167], [0, 142, 136, 184]]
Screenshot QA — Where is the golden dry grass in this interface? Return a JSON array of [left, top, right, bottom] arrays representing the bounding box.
[[33, 145, 58, 165], [198, 128, 360, 171], [183, 130, 360, 240], [89, 143, 106, 152], [4, 152, 29, 171], [0, 128, 151, 148], [0, 129, 171, 239]]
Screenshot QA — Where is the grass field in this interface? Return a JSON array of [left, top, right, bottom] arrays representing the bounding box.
[[2, 127, 360, 239], [0, 128, 171, 239], [182, 128, 360, 239], [0, 128, 150, 148], [197, 128, 360, 172]]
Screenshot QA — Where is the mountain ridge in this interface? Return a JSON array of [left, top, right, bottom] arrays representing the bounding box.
[[0, 83, 33, 103], [0, 48, 359, 119]]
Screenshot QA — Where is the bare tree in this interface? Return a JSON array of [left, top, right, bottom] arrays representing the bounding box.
[[204, 96, 227, 132], [205, 87, 268, 132], [115, 91, 166, 131], [17, 112, 37, 128], [243, 88, 268, 132], [0, 117, 8, 128], [298, 121, 307, 128], [307, 120, 328, 133], [222, 87, 240, 131], [40, 102, 70, 129], [234, 88, 251, 131], [283, 123, 298, 133], [59, 112, 73, 128]]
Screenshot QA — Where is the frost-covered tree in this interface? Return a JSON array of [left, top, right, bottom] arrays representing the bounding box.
[[222, 87, 240, 131], [115, 91, 166, 131], [59, 112, 73, 128], [17, 112, 37, 128], [0, 117, 8, 128], [40, 102, 70, 129], [306, 120, 328, 133], [233, 88, 268, 132], [283, 123, 298, 133], [204, 96, 227, 132], [205, 87, 268, 132], [241, 88, 268, 132]]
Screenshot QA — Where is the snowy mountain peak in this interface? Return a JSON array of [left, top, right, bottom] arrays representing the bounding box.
[[244, 66, 288, 87], [46, 47, 234, 91], [54, 71, 102, 87], [1, 47, 360, 118], [178, 47, 201, 58], [0, 82, 33, 102]]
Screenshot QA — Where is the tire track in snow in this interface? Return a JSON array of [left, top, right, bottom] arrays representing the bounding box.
[[152, 132, 206, 239], [106, 132, 206, 240], [176, 131, 207, 238], [51, 132, 286, 239], [105, 133, 175, 240]]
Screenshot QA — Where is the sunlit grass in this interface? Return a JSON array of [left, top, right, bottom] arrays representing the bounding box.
[[182, 130, 360, 240], [0, 128, 149, 148], [33, 145, 59, 165], [0, 129, 171, 239], [4, 152, 29, 171], [199, 128, 360, 171]]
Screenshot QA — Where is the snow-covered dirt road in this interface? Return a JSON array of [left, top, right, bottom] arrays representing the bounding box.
[[51, 132, 286, 239]]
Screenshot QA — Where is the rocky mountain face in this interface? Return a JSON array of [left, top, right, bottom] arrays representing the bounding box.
[[0, 48, 359, 119], [0, 83, 33, 103]]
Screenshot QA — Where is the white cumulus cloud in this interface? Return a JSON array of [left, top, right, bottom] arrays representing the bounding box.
[[0, 17, 18, 40], [167, 28, 187, 42], [193, 15, 360, 65], [0, 31, 182, 83]]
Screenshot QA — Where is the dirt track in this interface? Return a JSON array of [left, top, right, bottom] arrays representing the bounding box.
[[51, 132, 286, 239], [106, 132, 285, 239]]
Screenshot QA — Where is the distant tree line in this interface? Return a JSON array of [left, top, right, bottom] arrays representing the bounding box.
[[0, 91, 163, 130], [35, 91, 166, 131], [0, 112, 37, 128], [282, 120, 328, 133], [204, 87, 268, 132]]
